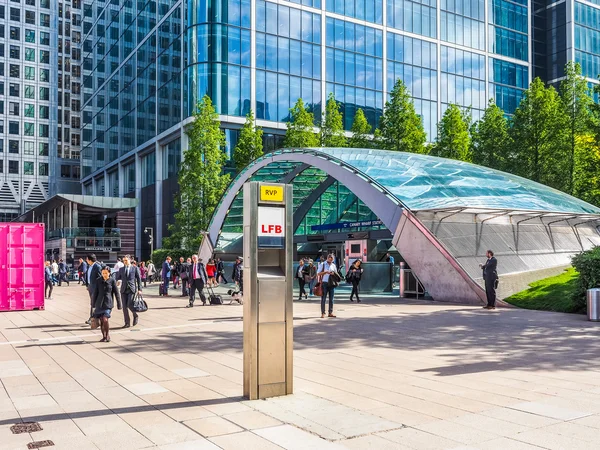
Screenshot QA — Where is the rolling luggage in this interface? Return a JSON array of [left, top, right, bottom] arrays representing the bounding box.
[[206, 284, 223, 305], [159, 284, 165, 296]]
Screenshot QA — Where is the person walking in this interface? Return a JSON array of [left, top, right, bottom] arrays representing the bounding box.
[[385, 252, 395, 265], [161, 256, 172, 296], [147, 261, 156, 283], [296, 259, 307, 300], [216, 258, 228, 284], [58, 259, 70, 286], [139, 261, 148, 287], [186, 254, 208, 307], [347, 259, 364, 303], [116, 255, 143, 327], [480, 250, 499, 310], [179, 257, 190, 297], [206, 259, 217, 287], [303, 259, 317, 297], [113, 258, 124, 276], [44, 261, 53, 300], [318, 254, 338, 318], [86, 254, 102, 324], [51, 260, 59, 285], [232, 256, 243, 294], [92, 265, 122, 342], [77, 258, 88, 285]]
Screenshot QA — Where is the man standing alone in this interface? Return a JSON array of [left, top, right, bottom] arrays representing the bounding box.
[[117, 255, 143, 327], [480, 250, 499, 310], [186, 255, 208, 307]]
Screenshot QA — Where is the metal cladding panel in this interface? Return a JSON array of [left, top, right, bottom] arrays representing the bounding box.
[[0, 223, 45, 311]]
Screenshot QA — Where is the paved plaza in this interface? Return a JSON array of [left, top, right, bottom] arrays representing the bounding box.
[[2, 284, 600, 449]]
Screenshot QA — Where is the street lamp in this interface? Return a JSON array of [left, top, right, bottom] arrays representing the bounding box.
[[144, 227, 154, 257]]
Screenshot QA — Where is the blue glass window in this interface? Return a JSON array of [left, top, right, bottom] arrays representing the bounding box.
[[327, 0, 383, 25], [490, 26, 528, 61], [387, 0, 437, 38]]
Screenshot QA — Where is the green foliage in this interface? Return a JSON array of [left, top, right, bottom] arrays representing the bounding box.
[[509, 77, 569, 191], [284, 98, 320, 148], [377, 78, 427, 153], [320, 93, 347, 147], [348, 108, 373, 148], [150, 249, 190, 265], [572, 247, 600, 312], [431, 104, 472, 161], [233, 110, 263, 171], [559, 62, 593, 194], [472, 99, 511, 170], [164, 95, 230, 252], [505, 268, 580, 313], [572, 135, 600, 207]]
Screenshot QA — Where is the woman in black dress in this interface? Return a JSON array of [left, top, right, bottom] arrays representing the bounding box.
[[92, 265, 122, 342], [348, 259, 364, 303]]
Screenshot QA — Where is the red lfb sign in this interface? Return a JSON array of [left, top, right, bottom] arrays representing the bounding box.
[[261, 224, 283, 234]]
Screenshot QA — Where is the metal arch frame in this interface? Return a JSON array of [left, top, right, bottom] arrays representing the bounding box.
[[206, 149, 405, 249], [292, 176, 337, 230]]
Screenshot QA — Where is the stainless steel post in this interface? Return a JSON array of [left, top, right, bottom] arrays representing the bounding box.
[[243, 182, 293, 400], [587, 288, 600, 322], [399, 261, 406, 298]]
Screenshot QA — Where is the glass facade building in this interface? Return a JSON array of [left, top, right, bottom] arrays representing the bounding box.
[[76, 0, 600, 255], [534, 0, 600, 93]]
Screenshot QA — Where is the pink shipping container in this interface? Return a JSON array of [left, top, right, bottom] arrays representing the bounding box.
[[0, 223, 45, 311]]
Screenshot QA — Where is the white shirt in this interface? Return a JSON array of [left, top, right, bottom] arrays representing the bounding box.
[[297, 265, 304, 278], [51, 262, 58, 274], [319, 261, 337, 283], [113, 261, 124, 273]]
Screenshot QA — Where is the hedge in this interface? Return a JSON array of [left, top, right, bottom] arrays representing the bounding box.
[[571, 246, 600, 312], [149, 248, 196, 265]]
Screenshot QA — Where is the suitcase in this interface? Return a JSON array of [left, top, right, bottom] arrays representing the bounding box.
[[206, 285, 223, 305], [159, 284, 165, 296]]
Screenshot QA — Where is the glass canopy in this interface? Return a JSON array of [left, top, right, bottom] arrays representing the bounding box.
[[213, 148, 600, 251], [312, 148, 600, 214]]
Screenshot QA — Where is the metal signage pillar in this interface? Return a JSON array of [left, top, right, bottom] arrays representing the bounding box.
[[243, 182, 293, 400]]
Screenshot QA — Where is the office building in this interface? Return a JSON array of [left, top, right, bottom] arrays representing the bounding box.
[[0, 0, 81, 222], [0, 0, 57, 221], [80, 0, 534, 257], [534, 0, 600, 94]]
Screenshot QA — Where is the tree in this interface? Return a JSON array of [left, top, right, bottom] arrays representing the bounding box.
[[233, 110, 263, 171], [320, 93, 347, 147], [431, 104, 472, 162], [283, 98, 320, 148], [471, 99, 511, 170], [510, 77, 569, 191], [164, 95, 230, 251], [560, 62, 593, 194], [377, 78, 427, 153], [572, 135, 600, 207], [348, 108, 373, 148]]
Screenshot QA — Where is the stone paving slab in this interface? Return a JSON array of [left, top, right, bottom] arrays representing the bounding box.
[[1, 283, 600, 449]]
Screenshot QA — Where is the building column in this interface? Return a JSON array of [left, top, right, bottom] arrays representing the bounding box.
[[118, 162, 125, 198], [155, 141, 164, 248], [72, 203, 78, 228], [135, 152, 143, 260]]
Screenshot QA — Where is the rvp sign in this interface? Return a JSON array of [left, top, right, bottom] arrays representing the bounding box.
[[260, 185, 284, 203], [257, 207, 285, 248]]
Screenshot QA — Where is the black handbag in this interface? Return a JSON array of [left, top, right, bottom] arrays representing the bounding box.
[[329, 272, 341, 288], [133, 294, 148, 312]]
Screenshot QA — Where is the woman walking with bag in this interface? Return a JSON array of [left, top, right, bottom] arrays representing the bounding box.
[[318, 254, 339, 318], [347, 260, 364, 303], [92, 265, 122, 342]]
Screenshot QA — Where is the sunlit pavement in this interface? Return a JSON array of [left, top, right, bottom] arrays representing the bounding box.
[[2, 282, 600, 449]]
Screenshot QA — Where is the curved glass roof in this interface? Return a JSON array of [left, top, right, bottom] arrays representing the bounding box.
[[306, 148, 600, 214]]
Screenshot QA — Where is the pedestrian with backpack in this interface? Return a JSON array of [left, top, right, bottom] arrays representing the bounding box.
[[347, 259, 364, 303]]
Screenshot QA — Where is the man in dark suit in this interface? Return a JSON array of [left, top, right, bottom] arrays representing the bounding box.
[[116, 254, 143, 327], [78, 258, 88, 286], [480, 250, 499, 310], [86, 253, 102, 324], [186, 254, 208, 307], [58, 259, 70, 286]]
